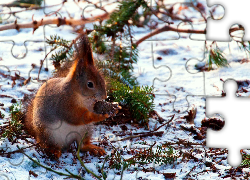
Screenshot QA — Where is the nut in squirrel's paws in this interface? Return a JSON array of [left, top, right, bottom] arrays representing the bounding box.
[[94, 101, 121, 118]]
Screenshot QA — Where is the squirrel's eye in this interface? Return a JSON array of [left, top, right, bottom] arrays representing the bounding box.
[[87, 81, 94, 88]]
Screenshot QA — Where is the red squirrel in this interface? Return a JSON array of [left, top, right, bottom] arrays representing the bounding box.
[[25, 33, 109, 158]]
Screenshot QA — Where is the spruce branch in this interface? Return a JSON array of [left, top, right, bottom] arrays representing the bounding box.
[[109, 80, 154, 124]]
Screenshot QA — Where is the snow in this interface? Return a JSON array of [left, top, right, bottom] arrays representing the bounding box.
[[0, 0, 250, 179]]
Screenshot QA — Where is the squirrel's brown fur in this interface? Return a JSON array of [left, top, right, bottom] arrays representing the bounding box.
[[25, 33, 109, 158]]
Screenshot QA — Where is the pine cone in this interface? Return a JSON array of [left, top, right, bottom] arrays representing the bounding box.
[[94, 101, 121, 117]]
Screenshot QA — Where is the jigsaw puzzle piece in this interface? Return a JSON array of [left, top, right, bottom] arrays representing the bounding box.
[[0, 1, 43, 22], [206, 0, 250, 40], [142, 1, 224, 41], [132, 0, 218, 42], [190, 0, 224, 40], [0, 40, 50, 124], [43, 0, 101, 80], [132, 40, 172, 94], [187, 24, 250, 97], [0, 5, 12, 21], [0, 40, 48, 87], [43, 0, 111, 31], [151, 94, 207, 178], [0, 40, 13, 83], [206, 79, 250, 167], [143, 22, 205, 113], [130, 0, 178, 42], [0, 0, 50, 90]]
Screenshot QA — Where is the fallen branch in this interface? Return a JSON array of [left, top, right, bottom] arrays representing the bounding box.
[[135, 25, 205, 46], [135, 25, 244, 46], [0, 13, 110, 32]]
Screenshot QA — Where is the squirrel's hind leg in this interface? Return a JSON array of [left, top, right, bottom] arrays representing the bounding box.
[[44, 146, 62, 159], [80, 137, 106, 156], [35, 130, 62, 159]]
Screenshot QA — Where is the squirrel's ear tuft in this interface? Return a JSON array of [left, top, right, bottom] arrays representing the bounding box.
[[75, 33, 94, 66]]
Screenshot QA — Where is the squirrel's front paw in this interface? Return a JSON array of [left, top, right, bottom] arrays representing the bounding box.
[[103, 113, 109, 119]]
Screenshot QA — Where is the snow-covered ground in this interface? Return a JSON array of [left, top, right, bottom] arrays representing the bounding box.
[[1, 0, 250, 179]]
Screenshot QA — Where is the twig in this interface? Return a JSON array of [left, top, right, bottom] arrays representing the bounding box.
[[111, 131, 164, 142], [77, 133, 102, 180], [84, 0, 121, 13], [0, 94, 15, 98], [17, 145, 85, 180], [84, 0, 108, 14], [113, 115, 174, 139], [157, 9, 194, 23], [189, 1, 207, 22], [185, 165, 197, 178], [45, 3, 65, 17], [111, 36, 116, 60], [154, 114, 175, 131]]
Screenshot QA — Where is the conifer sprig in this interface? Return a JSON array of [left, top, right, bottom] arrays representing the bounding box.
[[96, 0, 148, 38], [1, 102, 24, 142], [46, 35, 74, 68], [109, 80, 154, 124], [207, 41, 229, 70]]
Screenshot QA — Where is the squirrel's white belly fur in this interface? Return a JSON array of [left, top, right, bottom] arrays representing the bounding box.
[[48, 120, 93, 148]]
